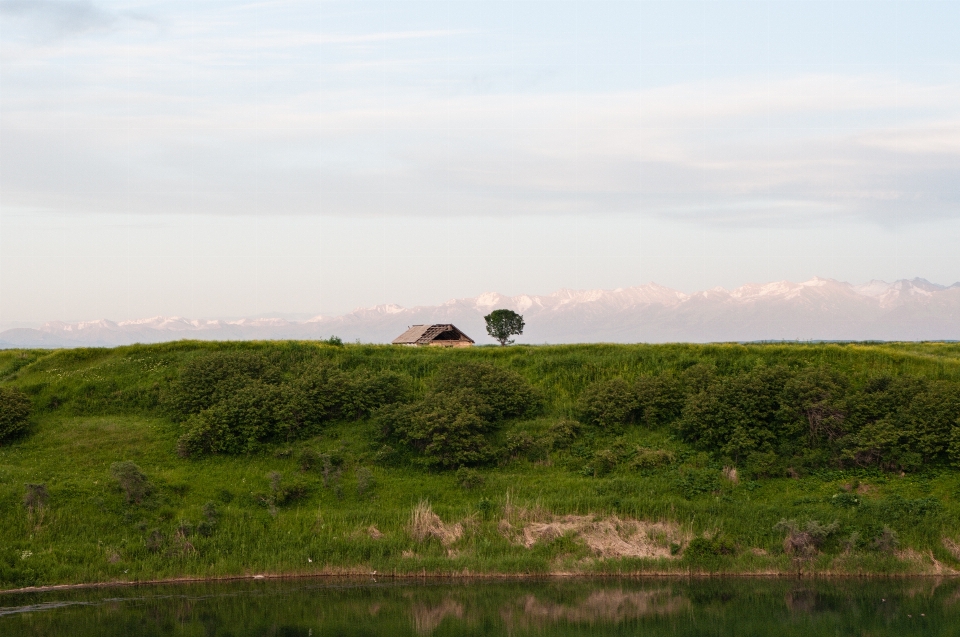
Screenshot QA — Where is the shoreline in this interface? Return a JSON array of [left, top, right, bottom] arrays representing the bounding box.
[[2, 568, 955, 596]]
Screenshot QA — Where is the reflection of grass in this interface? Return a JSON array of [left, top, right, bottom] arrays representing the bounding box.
[[2, 341, 960, 588]]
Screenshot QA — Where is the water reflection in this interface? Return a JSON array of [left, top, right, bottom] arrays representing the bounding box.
[[0, 577, 955, 636]]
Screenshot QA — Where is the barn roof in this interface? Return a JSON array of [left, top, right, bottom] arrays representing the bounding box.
[[392, 324, 475, 345]]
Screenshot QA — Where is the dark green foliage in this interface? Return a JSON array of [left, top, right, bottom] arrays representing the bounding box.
[[380, 389, 495, 469], [683, 535, 737, 565], [504, 430, 548, 462], [164, 352, 276, 421], [548, 419, 581, 449], [298, 448, 322, 472], [484, 308, 525, 346], [577, 378, 637, 431], [430, 362, 540, 421], [0, 386, 31, 442], [675, 468, 722, 499], [289, 366, 409, 426], [578, 375, 684, 431], [177, 381, 290, 456], [678, 366, 791, 463], [110, 461, 152, 504], [379, 362, 540, 468], [176, 363, 408, 456]]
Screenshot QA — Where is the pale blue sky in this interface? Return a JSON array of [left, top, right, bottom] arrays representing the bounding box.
[[1, 1, 959, 326]]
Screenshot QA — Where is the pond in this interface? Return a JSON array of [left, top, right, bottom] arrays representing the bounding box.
[[0, 576, 956, 636]]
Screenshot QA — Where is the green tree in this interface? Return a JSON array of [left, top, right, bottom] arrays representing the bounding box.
[[484, 309, 525, 346]]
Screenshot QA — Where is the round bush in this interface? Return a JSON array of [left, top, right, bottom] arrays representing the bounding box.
[[0, 387, 31, 442]]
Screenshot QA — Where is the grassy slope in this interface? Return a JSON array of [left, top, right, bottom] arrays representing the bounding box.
[[2, 341, 960, 589]]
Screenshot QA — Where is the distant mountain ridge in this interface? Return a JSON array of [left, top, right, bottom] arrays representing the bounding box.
[[2, 277, 959, 348]]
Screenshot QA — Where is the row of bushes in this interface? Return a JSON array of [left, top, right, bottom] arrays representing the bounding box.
[[167, 352, 409, 456], [577, 364, 960, 472], [166, 352, 542, 465]]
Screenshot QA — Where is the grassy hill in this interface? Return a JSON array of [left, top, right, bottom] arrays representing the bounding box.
[[2, 341, 960, 589]]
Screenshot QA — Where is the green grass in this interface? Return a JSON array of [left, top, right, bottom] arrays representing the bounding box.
[[2, 341, 960, 589]]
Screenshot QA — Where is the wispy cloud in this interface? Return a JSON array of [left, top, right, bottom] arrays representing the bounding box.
[[0, 0, 114, 38]]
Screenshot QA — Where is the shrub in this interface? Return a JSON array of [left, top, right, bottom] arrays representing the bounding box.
[[0, 387, 31, 442], [872, 526, 899, 553], [176, 381, 291, 456], [164, 351, 276, 420], [684, 535, 737, 562], [431, 363, 540, 421], [23, 483, 49, 513], [269, 471, 309, 506], [677, 366, 791, 463], [289, 367, 409, 426], [110, 461, 152, 504], [355, 467, 375, 497], [379, 389, 496, 469], [298, 448, 322, 472], [631, 447, 675, 469], [548, 419, 581, 449], [504, 430, 548, 462], [634, 375, 685, 426], [774, 519, 838, 556], [591, 449, 619, 476], [456, 467, 485, 490], [675, 468, 721, 499], [197, 501, 219, 537], [577, 378, 637, 431]]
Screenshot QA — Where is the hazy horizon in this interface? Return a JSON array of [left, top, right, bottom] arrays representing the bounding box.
[[2, 1, 959, 327]]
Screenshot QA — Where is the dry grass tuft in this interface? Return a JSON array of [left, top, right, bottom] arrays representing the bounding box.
[[408, 501, 463, 546], [503, 511, 686, 559]]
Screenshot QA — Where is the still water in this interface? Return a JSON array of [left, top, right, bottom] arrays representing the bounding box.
[[1, 576, 957, 636]]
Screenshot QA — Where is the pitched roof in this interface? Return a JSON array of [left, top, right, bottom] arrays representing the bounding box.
[[392, 324, 475, 345]]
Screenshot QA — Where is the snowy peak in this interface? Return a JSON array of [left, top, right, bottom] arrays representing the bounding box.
[[3, 277, 959, 347]]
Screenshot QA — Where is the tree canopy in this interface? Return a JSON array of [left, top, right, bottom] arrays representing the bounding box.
[[484, 309, 525, 346]]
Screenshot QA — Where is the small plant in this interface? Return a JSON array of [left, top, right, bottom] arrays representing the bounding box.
[[145, 529, 164, 553], [298, 448, 321, 472], [23, 483, 49, 529], [592, 449, 619, 477], [197, 501, 219, 536], [110, 461, 152, 504], [632, 447, 675, 469], [23, 483, 49, 513], [477, 497, 495, 519], [872, 526, 899, 553], [269, 471, 309, 506], [456, 467, 485, 490], [831, 492, 861, 508], [774, 519, 839, 557], [355, 467, 374, 497], [548, 419, 580, 449]]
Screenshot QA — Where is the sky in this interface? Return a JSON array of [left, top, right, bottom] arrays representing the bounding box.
[[1, 0, 959, 327]]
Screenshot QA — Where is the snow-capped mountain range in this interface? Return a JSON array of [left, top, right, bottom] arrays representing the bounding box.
[[2, 277, 959, 348]]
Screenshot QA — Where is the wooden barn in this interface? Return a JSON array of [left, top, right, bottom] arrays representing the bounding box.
[[391, 324, 475, 348]]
